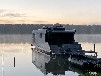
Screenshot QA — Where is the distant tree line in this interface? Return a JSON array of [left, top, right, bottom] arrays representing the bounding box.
[[0, 24, 101, 34], [65, 24, 101, 34]]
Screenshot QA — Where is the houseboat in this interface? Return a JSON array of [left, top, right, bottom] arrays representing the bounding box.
[[32, 23, 101, 73], [32, 23, 97, 56]]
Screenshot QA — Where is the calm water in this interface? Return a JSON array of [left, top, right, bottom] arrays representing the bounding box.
[[0, 34, 101, 76]]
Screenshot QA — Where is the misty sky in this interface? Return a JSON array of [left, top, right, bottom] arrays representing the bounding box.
[[0, 0, 101, 24]]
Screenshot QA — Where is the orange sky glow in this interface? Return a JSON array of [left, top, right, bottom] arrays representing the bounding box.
[[0, 0, 101, 25]]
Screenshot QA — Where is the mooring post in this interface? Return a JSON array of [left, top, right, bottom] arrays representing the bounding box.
[[94, 44, 98, 57], [14, 57, 15, 67], [94, 44, 95, 52]]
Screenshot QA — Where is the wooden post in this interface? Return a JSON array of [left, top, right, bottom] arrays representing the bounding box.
[[14, 57, 15, 67], [94, 44, 95, 52]]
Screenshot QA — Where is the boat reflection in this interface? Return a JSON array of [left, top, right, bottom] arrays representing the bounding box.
[[32, 50, 101, 75]]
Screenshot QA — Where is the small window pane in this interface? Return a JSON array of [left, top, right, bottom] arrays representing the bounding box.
[[40, 33, 42, 38]]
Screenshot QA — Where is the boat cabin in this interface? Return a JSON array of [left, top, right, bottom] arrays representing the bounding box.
[[45, 26, 75, 46], [32, 24, 82, 54]]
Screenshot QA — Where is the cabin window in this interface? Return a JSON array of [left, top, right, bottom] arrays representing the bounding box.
[[40, 33, 42, 38], [45, 32, 74, 45], [33, 33, 35, 37], [33, 33, 35, 42], [33, 33, 35, 39]]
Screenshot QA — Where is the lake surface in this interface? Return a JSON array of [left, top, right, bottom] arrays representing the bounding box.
[[0, 34, 101, 76]]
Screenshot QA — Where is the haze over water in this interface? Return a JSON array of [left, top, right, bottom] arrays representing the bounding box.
[[0, 34, 101, 76]]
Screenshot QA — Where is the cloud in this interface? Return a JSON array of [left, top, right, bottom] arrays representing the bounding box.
[[0, 20, 14, 23], [3, 13, 25, 17], [0, 9, 49, 24], [34, 21, 48, 23], [0, 9, 26, 18], [0, 19, 32, 24]]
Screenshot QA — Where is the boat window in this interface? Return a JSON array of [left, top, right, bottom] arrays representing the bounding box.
[[32, 33, 35, 39], [40, 33, 42, 38], [45, 32, 74, 46], [33, 33, 35, 42], [33, 33, 35, 37]]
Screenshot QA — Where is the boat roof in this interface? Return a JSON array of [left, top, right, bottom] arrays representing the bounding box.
[[32, 23, 76, 33], [43, 25, 76, 33]]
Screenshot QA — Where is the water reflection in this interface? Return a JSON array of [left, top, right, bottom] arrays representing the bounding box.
[[0, 34, 101, 76], [32, 50, 101, 76], [0, 44, 38, 76]]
